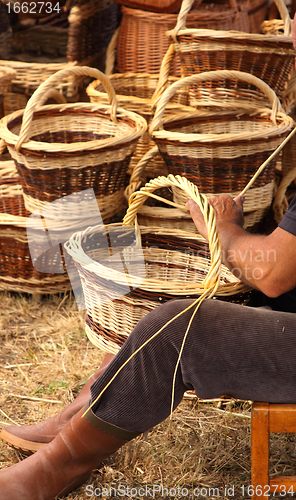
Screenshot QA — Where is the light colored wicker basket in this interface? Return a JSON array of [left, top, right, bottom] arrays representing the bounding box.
[[0, 66, 147, 221], [114, 0, 249, 76], [150, 70, 294, 195], [65, 174, 250, 353], [159, 0, 293, 106]]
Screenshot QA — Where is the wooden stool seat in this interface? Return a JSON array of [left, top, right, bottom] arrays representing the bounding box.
[[251, 402, 296, 499]]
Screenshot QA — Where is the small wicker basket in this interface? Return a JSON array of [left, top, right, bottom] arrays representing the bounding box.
[[65, 174, 250, 354], [0, 66, 147, 221], [150, 70, 294, 194]]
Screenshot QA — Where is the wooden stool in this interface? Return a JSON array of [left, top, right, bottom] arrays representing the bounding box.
[[251, 402, 296, 499]]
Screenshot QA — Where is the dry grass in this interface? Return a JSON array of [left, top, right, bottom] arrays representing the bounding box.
[[1, 291, 296, 499]]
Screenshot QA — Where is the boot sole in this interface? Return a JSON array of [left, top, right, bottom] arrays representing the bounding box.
[[0, 428, 47, 456]]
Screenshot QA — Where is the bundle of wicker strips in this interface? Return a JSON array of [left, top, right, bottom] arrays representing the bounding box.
[[65, 175, 250, 354], [149, 70, 293, 227], [0, 161, 71, 293], [0, 66, 147, 222], [155, 0, 293, 108]]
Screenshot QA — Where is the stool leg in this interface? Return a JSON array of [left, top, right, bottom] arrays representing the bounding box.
[[251, 403, 270, 499]]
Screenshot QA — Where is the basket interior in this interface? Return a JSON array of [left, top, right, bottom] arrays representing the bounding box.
[[9, 107, 136, 145]]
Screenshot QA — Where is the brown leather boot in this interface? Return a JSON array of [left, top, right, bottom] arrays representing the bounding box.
[[0, 353, 114, 455], [0, 406, 137, 500]]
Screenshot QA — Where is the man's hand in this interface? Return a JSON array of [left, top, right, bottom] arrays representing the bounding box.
[[186, 194, 245, 240]]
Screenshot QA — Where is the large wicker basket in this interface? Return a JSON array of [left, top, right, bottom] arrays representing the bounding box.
[[160, 0, 293, 106], [150, 70, 294, 195], [114, 0, 249, 76], [0, 162, 71, 294], [0, 66, 147, 221]]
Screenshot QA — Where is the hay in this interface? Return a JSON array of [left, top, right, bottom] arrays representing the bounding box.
[[1, 291, 296, 499]]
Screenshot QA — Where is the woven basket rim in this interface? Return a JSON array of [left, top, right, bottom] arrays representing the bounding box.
[[173, 27, 293, 44], [152, 109, 294, 143], [0, 103, 147, 153]]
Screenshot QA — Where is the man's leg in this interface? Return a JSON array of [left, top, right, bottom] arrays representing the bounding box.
[[1, 298, 296, 500]]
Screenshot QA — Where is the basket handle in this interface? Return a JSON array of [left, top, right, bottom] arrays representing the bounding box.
[[272, 0, 291, 36], [150, 70, 282, 134], [15, 66, 118, 151], [171, 0, 240, 37], [123, 173, 221, 291], [124, 146, 159, 201], [105, 27, 120, 76]]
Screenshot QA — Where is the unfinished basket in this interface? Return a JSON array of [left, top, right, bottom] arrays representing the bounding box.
[[0, 66, 147, 221], [115, 0, 249, 76], [86, 72, 189, 175], [162, 0, 293, 106], [150, 70, 294, 194], [65, 174, 250, 353], [0, 164, 71, 294]]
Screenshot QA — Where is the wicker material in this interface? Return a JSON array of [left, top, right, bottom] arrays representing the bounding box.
[[115, 0, 249, 76], [0, 66, 147, 220], [0, 165, 71, 294], [162, 0, 293, 106], [150, 70, 294, 194], [65, 174, 250, 353], [87, 72, 189, 175], [248, 0, 268, 32]]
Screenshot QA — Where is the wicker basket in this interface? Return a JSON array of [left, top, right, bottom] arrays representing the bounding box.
[[0, 163, 71, 294], [86, 72, 189, 175], [149, 70, 294, 194], [125, 146, 276, 231], [64, 174, 250, 353], [162, 0, 293, 106], [0, 66, 147, 221], [115, 0, 249, 76]]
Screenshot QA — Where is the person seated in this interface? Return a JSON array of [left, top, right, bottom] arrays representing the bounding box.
[[1, 185, 296, 500]]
